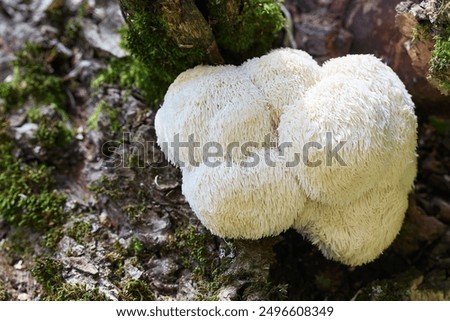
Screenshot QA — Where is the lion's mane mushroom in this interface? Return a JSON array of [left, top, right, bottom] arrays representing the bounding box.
[[182, 149, 307, 239], [155, 48, 418, 266]]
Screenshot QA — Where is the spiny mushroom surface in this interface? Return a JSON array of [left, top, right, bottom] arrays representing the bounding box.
[[155, 48, 418, 266]]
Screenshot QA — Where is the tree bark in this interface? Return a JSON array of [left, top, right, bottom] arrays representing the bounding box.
[[396, 0, 450, 96], [119, 0, 223, 65]]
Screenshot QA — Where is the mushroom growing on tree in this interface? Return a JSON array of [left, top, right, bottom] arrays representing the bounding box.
[[155, 48, 418, 266]]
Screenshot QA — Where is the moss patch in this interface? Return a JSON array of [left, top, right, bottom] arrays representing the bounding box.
[[31, 257, 65, 291], [0, 43, 74, 151], [86, 100, 121, 133], [115, 2, 213, 104], [31, 257, 108, 301], [107, 0, 284, 105], [432, 33, 450, 71], [36, 117, 74, 149], [412, 22, 432, 41], [89, 175, 154, 227], [169, 226, 214, 275], [355, 279, 411, 300], [66, 221, 93, 245], [92, 56, 157, 106], [355, 269, 421, 300], [208, 0, 285, 62], [42, 227, 64, 252], [44, 284, 108, 301], [119, 280, 154, 301], [0, 280, 8, 301], [0, 43, 67, 111], [430, 27, 450, 94], [127, 237, 145, 257], [0, 132, 66, 231], [104, 241, 128, 283]]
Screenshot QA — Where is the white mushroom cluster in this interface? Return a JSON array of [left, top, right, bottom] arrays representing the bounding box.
[[155, 48, 418, 266]]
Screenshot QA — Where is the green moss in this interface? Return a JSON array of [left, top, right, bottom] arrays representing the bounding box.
[[118, 1, 215, 105], [195, 264, 230, 301], [118, 280, 154, 301], [0, 43, 67, 110], [86, 103, 103, 130], [45, 0, 89, 46], [161, 224, 228, 300], [127, 237, 144, 257], [109, 0, 284, 105], [32, 257, 65, 292], [105, 241, 128, 283], [412, 22, 432, 41], [42, 227, 64, 251], [92, 56, 158, 106], [430, 28, 450, 94], [0, 140, 67, 230], [44, 283, 108, 301], [26, 106, 42, 122], [66, 221, 93, 245], [89, 176, 152, 228], [0, 81, 22, 109], [88, 177, 120, 199], [24, 103, 74, 150], [62, 17, 82, 44], [45, 1, 66, 29], [0, 280, 8, 301], [77, 0, 90, 18], [36, 119, 74, 149], [105, 251, 126, 282], [32, 257, 108, 301], [208, 0, 284, 62], [356, 280, 411, 300], [432, 32, 450, 73], [3, 43, 66, 108], [123, 204, 147, 225], [2, 228, 34, 257], [169, 226, 213, 276], [355, 269, 421, 300], [86, 100, 121, 133], [46, 0, 89, 45]]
